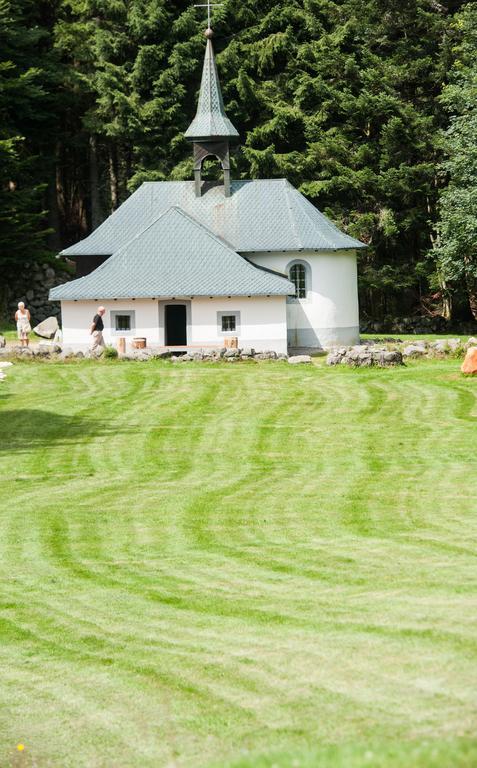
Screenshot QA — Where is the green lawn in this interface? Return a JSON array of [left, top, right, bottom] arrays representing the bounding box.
[[0, 322, 17, 341], [0, 358, 476, 767]]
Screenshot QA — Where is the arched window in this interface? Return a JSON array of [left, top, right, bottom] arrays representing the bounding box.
[[289, 262, 307, 299]]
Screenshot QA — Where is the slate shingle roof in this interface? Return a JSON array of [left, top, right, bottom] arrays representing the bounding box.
[[61, 179, 365, 258], [50, 207, 294, 301], [184, 38, 239, 141]]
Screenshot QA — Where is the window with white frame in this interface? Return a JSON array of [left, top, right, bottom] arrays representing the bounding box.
[[217, 311, 241, 335], [115, 315, 131, 331], [221, 315, 236, 332], [111, 310, 135, 334], [289, 262, 307, 299]]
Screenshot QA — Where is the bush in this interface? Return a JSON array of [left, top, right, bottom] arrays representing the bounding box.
[[104, 346, 118, 359], [449, 343, 466, 359]]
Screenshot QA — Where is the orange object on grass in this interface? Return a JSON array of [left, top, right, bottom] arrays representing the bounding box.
[[461, 347, 477, 374]]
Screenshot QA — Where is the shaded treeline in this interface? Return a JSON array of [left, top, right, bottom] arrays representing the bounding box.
[[1, 0, 476, 320]]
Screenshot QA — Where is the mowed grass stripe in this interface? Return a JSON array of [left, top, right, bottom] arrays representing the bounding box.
[[0, 359, 476, 767]]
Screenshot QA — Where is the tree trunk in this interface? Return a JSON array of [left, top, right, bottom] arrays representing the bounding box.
[[466, 276, 477, 320], [54, 141, 65, 231], [47, 165, 62, 252], [109, 145, 119, 212], [438, 274, 452, 320], [89, 134, 102, 230], [124, 147, 133, 199], [442, 293, 452, 321]]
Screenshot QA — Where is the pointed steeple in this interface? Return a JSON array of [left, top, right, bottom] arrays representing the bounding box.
[[185, 32, 239, 141], [185, 27, 239, 198]]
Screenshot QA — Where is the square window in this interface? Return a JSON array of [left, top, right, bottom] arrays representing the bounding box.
[[221, 315, 236, 332], [115, 314, 131, 331]]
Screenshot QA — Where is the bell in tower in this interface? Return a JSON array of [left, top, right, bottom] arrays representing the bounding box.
[[184, 25, 239, 198]]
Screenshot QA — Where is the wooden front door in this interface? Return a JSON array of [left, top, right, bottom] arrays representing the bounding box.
[[165, 304, 187, 346]]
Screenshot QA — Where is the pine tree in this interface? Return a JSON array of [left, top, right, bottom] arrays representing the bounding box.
[[153, 0, 452, 318], [432, 2, 477, 320], [0, 0, 52, 288], [0, 0, 471, 325]]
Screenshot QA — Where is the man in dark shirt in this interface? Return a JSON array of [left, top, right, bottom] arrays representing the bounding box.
[[90, 306, 106, 352]]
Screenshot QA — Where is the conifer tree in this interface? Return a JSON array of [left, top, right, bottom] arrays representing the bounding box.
[[432, 2, 477, 320], [0, 0, 473, 324], [0, 0, 52, 288], [151, 0, 451, 318]]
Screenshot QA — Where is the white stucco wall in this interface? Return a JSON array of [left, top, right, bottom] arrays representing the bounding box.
[[59, 296, 288, 353], [189, 296, 287, 352], [246, 250, 360, 348], [60, 300, 161, 348]]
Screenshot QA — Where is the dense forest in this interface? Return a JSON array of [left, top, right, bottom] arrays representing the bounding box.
[[1, 0, 476, 323]]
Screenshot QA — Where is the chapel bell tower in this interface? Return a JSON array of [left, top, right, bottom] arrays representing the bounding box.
[[184, 26, 239, 198]]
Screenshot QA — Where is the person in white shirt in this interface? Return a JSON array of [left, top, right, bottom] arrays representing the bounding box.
[[15, 302, 31, 347]]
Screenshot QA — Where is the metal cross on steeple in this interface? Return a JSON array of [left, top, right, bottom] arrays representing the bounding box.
[[194, 0, 222, 30]]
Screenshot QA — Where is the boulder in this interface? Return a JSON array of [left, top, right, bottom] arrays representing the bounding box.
[[326, 352, 344, 366], [370, 349, 403, 366], [33, 316, 58, 339], [429, 340, 448, 354], [402, 344, 427, 358], [288, 355, 312, 364], [355, 352, 373, 366], [241, 347, 255, 357], [121, 349, 152, 361], [0, 361, 13, 368], [38, 341, 62, 354], [383, 350, 403, 365], [465, 337, 477, 350], [224, 348, 240, 358], [0, 335, 5, 348], [447, 338, 462, 351], [461, 347, 477, 375], [255, 351, 277, 360]]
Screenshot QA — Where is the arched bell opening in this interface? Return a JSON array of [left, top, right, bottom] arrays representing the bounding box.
[[193, 140, 231, 198], [200, 155, 223, 182]]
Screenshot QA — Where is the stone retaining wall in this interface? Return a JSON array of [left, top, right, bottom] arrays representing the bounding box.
[[327, 337, 477, 367], [361, 316, 477, 336], [327, 345, 403, 367], [3, 262, 71, 326], [0, 344, 314, 365]]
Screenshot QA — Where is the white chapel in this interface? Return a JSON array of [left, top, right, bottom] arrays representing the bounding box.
[[50, 23, 364, 352]]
